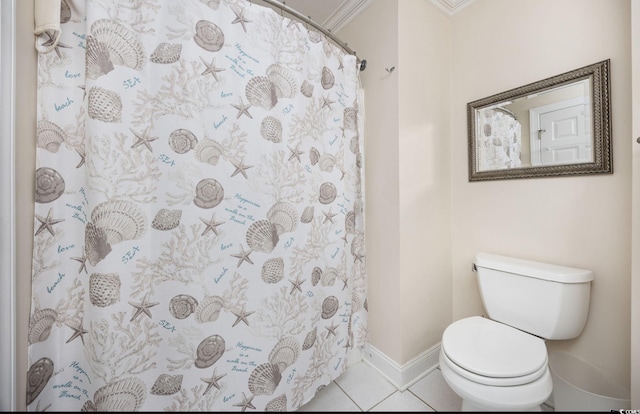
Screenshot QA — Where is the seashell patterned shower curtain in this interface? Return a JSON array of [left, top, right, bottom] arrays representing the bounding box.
[[27, 0, 367, 411]]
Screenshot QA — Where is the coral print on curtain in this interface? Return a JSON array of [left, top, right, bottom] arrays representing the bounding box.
[[28, 0, 367, 411]]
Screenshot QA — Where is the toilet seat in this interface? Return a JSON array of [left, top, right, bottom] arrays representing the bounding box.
[[442, 316, 548, 386]]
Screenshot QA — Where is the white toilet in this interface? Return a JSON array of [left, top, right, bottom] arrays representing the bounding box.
[[439, 252, 593, 411]]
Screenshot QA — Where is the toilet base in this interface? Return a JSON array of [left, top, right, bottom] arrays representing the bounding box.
[[440, 350, 552, 412]]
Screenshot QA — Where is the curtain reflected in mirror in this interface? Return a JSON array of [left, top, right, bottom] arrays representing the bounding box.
[[476, 106, 522, 171]]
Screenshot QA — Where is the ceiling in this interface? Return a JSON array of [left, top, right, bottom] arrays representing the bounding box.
[[255, 0, 476, 33]]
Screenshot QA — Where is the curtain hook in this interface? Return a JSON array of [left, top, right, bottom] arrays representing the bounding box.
[[281, 1, 285, 17]]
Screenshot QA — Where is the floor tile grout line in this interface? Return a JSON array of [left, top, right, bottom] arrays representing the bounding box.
[[363, 389, 398, 412], [333, 380, 366, 411], [335, 378, 439, 412], [333, 361, 402, 412], [404, 388, 438, 412], [335, 362, 448, 412]]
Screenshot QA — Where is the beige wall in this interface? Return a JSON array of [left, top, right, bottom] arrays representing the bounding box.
[[339, 0, 404, 363], [342, 0, 632, 391], [631, 0, 640, 408], [340, 0, 453, 365], [450, 0, 631, 389], [397, 0, 452, 361]]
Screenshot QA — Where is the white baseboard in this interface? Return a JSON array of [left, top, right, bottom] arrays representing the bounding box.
[[362, 342, 442, 391]]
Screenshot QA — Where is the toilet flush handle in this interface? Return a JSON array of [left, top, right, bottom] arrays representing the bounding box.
[[472, 263, 477, 272]]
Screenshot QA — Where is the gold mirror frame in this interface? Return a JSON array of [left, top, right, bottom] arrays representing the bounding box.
[[468, 59, 612, 181]]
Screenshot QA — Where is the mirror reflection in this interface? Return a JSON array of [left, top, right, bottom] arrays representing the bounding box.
[[468, 60, 611, 181]]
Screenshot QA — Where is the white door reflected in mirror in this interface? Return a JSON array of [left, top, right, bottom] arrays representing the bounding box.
[[530, 91, 592, 167]]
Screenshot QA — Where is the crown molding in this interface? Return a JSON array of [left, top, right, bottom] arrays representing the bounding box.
[[325, 0, 474, 32], [324, 0, 374, 33], [427, 0, 476, 16]]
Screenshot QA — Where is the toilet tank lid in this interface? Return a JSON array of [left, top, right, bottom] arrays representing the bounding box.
[[475, 253, 594, 283]]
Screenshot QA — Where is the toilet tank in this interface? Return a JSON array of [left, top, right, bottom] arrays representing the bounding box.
[[474, 252, 593, 340]]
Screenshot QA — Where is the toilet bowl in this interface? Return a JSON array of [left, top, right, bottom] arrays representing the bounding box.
[[439, 316, 553, 411], [439, 253, 593, 412]]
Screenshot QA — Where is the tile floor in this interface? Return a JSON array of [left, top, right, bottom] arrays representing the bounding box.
[[297, 360, 555, 412]]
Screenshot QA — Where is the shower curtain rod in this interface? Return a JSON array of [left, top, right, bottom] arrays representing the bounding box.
[[494, 106, 518, 120], [256, 0, 367, 71]]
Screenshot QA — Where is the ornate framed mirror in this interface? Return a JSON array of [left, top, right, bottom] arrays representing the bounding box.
[[468, 59, 612, 181]]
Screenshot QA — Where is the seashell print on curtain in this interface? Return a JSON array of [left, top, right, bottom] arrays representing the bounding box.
[[28, 0, 367, 411]]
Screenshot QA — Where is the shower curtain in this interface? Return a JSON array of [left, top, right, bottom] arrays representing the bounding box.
[[27, 0, 367, 411]]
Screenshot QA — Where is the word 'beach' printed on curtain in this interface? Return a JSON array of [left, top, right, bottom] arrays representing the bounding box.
[[28, 0, 367, 411]]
